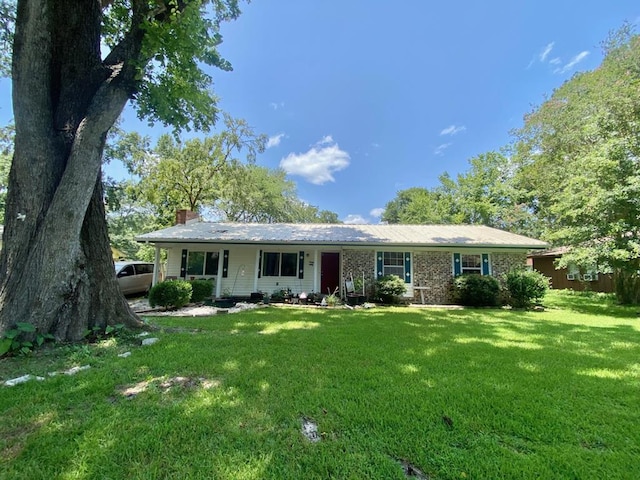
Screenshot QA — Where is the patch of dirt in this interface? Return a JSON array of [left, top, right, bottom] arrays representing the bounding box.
[[301, 417, 321, 443]]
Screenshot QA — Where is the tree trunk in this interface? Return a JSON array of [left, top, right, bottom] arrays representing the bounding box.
[[0, 0, 143, 340]]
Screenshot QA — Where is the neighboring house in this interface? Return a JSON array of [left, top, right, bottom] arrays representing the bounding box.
[[137, 216, 547, 304], [528, 247, 614, 293]]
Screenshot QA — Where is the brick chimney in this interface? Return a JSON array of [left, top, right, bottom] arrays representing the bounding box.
[[175, 209, 199, 225]]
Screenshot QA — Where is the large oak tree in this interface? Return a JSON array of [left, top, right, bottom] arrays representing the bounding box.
[[0, 0, 241, 340]]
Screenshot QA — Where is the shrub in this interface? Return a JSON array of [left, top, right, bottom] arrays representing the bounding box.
[[505, 269, 549, 308], [148, 280, 192, 309], [190, 279, 214, 303], [374, 275, 407, 304], [453, 274, 500, 307]]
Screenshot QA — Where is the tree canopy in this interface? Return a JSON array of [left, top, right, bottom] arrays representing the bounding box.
[[512, 26, 640, 302]]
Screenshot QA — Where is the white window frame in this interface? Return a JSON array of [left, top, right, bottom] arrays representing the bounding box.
[[382, 251, 405, 278], [461, 254, 482, 275]]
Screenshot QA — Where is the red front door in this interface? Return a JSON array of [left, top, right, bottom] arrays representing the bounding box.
[[321, 252, 340, 295]]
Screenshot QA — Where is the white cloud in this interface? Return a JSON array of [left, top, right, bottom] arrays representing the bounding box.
[[440, 125, 466, 136], [549, 57, 562, 65], [556, 51, 590, 74], [369, 207, 384, 218], [371, 142, 381, 148], [315, 135, 334, 146], [434, 143, 452, 156], [266, 133, 285, 149], [343, 214, 369, 225], [540, 42, 555, 62], [269, 102, 285, 110], [280, 136, 350, 185]]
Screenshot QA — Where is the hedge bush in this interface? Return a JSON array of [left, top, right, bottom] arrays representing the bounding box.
[[148, 280, 192, 309], [505, 269, 549, 308], [453, 274, 500, 307], [190, 279, 214, 303], [374, 275, 407, 304]]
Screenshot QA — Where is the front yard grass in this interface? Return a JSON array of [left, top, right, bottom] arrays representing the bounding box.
[[1, 291, 639, 479]]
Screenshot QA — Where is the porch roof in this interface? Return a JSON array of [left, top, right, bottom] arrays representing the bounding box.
[[137, 222, 548, 249]]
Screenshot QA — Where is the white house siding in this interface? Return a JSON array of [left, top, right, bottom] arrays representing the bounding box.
[[254, 247, 315, 297], [161, 243, 317, 297]]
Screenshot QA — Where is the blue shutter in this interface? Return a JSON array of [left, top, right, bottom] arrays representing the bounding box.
[[453, 253, 462, 276], [299, 251, 305, 279], [222, 250, 229, 278], [404, 252, 411, 283], [180, 249, 188, 279], [482, 253, 490, 275], [376, 252, 383, 279]]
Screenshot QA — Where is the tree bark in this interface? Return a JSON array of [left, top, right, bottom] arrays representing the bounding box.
[[0, 0, 143, 340]]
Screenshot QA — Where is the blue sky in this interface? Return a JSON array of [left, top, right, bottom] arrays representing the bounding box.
[[1, 1, 639, 224]]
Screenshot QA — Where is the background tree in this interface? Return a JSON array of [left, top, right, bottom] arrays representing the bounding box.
[[452, 151, 538, 236], [0, 124, 13, 224], [216, 164, 302, 223], [513, 26, 640, 302], [0, 0, 242, 341], [114, 114, 266, 225], [381, 153, 534, 234], [381, 186, 460, 224], [0, 0, 13, 76]]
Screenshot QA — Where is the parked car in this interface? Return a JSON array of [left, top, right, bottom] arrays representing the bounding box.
[[115, 261, 154, 296]]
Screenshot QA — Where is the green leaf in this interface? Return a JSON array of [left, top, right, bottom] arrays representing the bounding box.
[[16, 322, 36, 333], [5, 329, 19, 339], [0, 338, 12, 356]]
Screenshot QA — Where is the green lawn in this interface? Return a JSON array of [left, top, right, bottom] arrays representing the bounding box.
[[1, 291, 639, 479]]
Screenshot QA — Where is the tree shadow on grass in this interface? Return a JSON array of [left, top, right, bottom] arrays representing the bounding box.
[[3, 298, 640, 479], [543, 289, 639, 318]]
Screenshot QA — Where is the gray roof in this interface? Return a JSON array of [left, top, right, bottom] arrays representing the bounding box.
[[137, 222, 547, 249]]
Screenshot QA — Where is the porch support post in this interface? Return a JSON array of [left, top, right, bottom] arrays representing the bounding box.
[[313, 250, 319, 293], [153, 245, 161, 286], [254, 249, 260, 292]]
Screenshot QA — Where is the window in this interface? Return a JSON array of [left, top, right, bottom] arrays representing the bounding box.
[[461, 254, 482, 274], [134, 263, 154, 275], [453, 253, 489, 276], [119, 265, 134, 277], [377, 251, 411, 283], [262, 252, 299, 277], [383, 252, 405, 278], [281, 253, 298, 276], [186, 251, 219, 276], [205, 252, 219, 275]]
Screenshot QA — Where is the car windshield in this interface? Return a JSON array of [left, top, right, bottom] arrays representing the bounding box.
[[114, 262, 127, 272]]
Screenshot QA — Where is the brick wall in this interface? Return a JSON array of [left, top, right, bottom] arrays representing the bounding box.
[[343, 249, 528, 305], [342, 250, 376, 298], [491, 252, 527, 278], [412, 251, 454, 304]]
